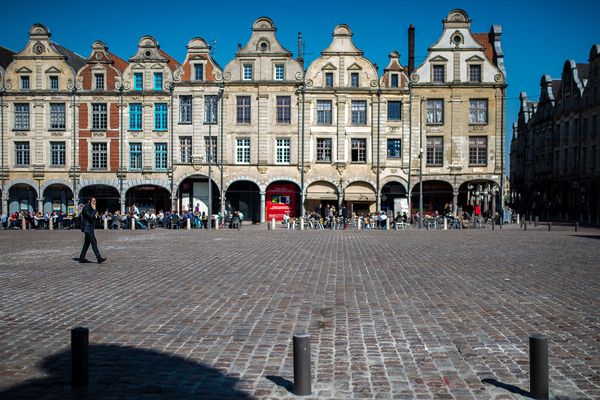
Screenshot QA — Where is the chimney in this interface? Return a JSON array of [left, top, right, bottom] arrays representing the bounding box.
[[408, 24, 415, 76], [297, 32, 304, 68]]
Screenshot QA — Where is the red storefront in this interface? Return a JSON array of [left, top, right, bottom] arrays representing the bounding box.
[[266, 183, 297, 221]]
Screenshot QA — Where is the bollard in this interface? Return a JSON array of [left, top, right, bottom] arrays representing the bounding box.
[[548, 222, 552, 231], [49, 217, 54, 230], [535, 216, 539, 227], [358, 219, 362, 230], [271, 217, 276, 231], [300, 218, 304, 231], [529, 214, 532, 225], [443, 217, 448, 230], [516, 214, 520, 225], [186, 218, 191, 230], [524, 222, 527, 231], [575, 222, 578, 232], [529, 334, 549, 400], [492, 219, 495, 230], [22, 218, 27, 230], [267, 220, 271, 230], [71, 327, 89, 388], [293, 332, 311, 396], [215, 216, 219, 230], [131, 218, 135, 230], [103, 218, 108, 230], [386, 218, 390, 230], [500, 217, 503, 229]]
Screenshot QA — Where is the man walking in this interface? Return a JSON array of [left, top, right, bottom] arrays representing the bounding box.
[[78, 196, 106, 264]]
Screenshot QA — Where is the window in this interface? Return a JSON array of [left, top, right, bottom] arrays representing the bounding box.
[[15, 142, 30, 166], [153, 72, 163, 90], [133, 72, 143, 90], [314, 138, 331, 162], [236, 138, 250, 164], [243, 64, 253, 80], [50, 142, 65, 166], [426, 99, 444, 124], [351, 100, 367, 125], [179, 137, 192, 164], [387, 139, 401, 159], [154, 103, 168, 131], [154, 143, 168, 170], [91, 143, 107, 169], [94, 74, 104, 90], [204, 95, 218, 124], [426, 137, 443, 166], [390, 74, 399, 88], [194, 64, 203, 81], [469, 99, 488, 124], [432, 65, 445, 82], [274, 64, 284, 80], [92, 103, 107, 130], [21, 76, 30, 90], [316, 100, 332, 124], [387, 101, 402, 121], [49, 103, 65, 130], [276, 96, 291, 124], [237, 96, 251, 124], [469, 65, 481, 83], [350, 72, 359, 87], [129, 103, 142, 130], [469, 136, 487, 166], [14, 103, 30, 130], [129, 143, 142, 170], [49, 76, 58, 91], [205, 136, 217, 163], [275, 138, 290, 164], [351, 138, 367, 163], [176, 96, 192, 124], [325, 72, 333, 87]]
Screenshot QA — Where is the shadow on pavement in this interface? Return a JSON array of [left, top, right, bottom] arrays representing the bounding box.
[[0, 343, 254, 400], [572, 234, 600, 240], [265, 375, 293, 393], [481, 378, 532, 398]]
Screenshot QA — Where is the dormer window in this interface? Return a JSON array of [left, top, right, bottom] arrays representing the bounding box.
[[325, 72, 334, 88], [274, 64, 284, 81], [390, 74, 399, 88], [194, 64, 203, 81], [469, 65, 482, 83], [153, 72, 163, 90], [133, 73, 143, 90], [350, 73, 359, 87], [21, 76, 30, 91], [243, 64, 253, 80], [49, 76, 59, 91], [432, 65, 445, 83], [94, 73, 104, 90]]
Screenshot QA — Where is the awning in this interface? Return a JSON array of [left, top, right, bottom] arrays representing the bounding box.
[[344, 182, 376, 202], [344, 193, 376, 202], [306, 182, 338, 200]]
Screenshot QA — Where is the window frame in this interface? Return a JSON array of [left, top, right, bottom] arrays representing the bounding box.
[[154, 142, 168, 171], [129, 142, 142, 171], [432, 64, 445, 83], [204, 95, 218, 124], [426, 99, 444, 125], [236, 96, 251, 124], [390, 73, 399, 88], [133, 72, 143, 90], [325, 72, 334, 88], [14, 103, 30, 130], [49, 103, 66, 130], [387, 101, 402, 121], [243, 64, 253, 81], [387, 138, 402, 159], [49, 75, 59, 91], [350, 72, 359, 87], [316, 100, 333, 125], [15, 141, 30, 166], [91, 142, 108, 170], [154, 103, 168, 131], [276, 96, 291, 124], [274, 64, 285, 81], [91, 103, 108, 130], [468, 136, 488, 166], [50, 141, 66, 167], [194, 64, 204, 81], [316, 138, 332, 162], [129, 103, 143, 131], [351, 100, 367, 126], [20, 75, 30, 91], [204, 136, 217, 163], [275, 138, 291, 165], [153, 72, 163, 91], [469, 99, 488, 125], [426, 136, 443, 166], [179, 136, 192, 164], [468, 64, 482, 83], [179, 96, 192, 124], [236, 138, 251, 164], [351, 138, 367, 163], [94, 73, 105, 90]]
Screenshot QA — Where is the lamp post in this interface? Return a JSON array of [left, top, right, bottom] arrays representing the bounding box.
[[67, 78, 82, 209], [207, 94, 215, 231], [115, 79, 130, 214], [419, 97, 425, 229], [300, 69, 306, 217], [219, 82, 225, 217], [375, 64, 381, 212], [165, 80, 176, 212]]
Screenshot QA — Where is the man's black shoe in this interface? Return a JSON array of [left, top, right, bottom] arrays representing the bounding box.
[[97, 257, 107, 264], [79, 259, 91, 263]]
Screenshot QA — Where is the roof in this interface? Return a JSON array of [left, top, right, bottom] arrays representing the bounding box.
[[158, 48, 179, 72], [109, 52, 128, 72], [472, 33, 495, 65], [576, 63, 589, 81], [551, 80, 561, 97], [0, 45, 15, 69], [51, 41, 86, 72]]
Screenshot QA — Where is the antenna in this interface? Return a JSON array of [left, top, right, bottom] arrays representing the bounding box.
[[210, 39, 217, 57]]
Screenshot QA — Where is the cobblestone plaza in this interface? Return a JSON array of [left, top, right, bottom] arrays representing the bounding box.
[[0, 227, 598, 399]]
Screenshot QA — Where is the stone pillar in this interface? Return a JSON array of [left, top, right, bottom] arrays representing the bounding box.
[[37, 198, 43, 214], [2, 196, 9, 217], [452, 190, 458, 215], [260, 191, 266, 223]]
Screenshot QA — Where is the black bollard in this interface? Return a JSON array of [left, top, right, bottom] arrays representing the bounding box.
[[529, 334, 549, 400], [535, 216, 539, 227], [524, 222, 527, 231], [492, 220, 495, 230], [71, 327, 89, 388], [548, 222, 552, 231], [575, 222, 579, 232], [293, 332, 311, 396]]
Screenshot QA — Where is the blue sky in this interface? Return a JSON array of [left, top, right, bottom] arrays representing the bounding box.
[[1, 0, 599, 168]]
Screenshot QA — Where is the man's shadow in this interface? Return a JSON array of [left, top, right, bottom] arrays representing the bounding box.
[[0, 343, 254, 400]]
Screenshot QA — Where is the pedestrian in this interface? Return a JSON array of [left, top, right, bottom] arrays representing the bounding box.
[[78, 196, 106, 264]]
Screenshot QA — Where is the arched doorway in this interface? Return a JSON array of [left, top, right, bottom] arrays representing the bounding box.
[[266, 181, 301, 221], [411, 180, 453, 216], [178, 175, 219, 214], [381, 181, 407, 215], [305, 181, 338, 216], [344, 181, 376, 216], [9, 184, 38, 213], [225, 181, 260, 223], [43, 184, 73, 215], [126, 185, 170, 213], [79, 185, 120, 213], [458, 180, 499, 216]]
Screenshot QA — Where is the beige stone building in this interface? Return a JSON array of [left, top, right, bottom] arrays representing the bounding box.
[[0, 9, 507, 222]]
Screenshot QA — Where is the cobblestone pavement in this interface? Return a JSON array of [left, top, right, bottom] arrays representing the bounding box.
[[0, 225, 598, 399]]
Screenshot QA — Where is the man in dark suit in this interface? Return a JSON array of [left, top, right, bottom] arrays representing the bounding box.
[[78, 196, 106, 264]]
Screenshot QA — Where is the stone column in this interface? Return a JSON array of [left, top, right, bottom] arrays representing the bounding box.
[[260, 191, 266, 223], [37, 197, 43, 214], [2, 195, 8, 216], [452, 190, 458, 215]]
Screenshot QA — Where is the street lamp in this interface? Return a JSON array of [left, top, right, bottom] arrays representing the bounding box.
[[207, 92, 218, 231], [115, 79, 131, 214], [67, 78, 82, 208], [219, 82, 225, 217], [375, 64, 381, 212], [418, 97, 425, 229]]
